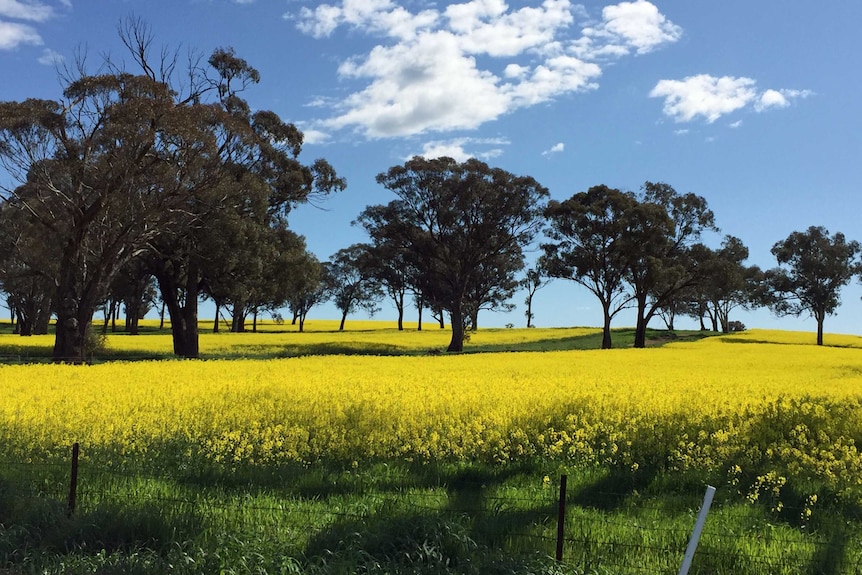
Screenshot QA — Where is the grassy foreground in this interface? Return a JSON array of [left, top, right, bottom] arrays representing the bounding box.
[[1, 323, 861, 573]]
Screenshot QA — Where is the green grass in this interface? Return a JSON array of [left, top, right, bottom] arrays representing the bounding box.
[[0, 320, 713, 363], [1, 457, 860, 575]]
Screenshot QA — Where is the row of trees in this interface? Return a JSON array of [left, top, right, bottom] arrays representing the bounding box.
[[1, 24, 858, 361], [343, 171, 859, 351], [0, 21, 344, 363]]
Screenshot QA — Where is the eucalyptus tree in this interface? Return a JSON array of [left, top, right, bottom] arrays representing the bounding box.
[[0, 197, 56, 335], [543, 185, 637, 348], [325, 244, 383, 331], [354, 204, 415, 331], [520, 261, 551, 328], [694, 236, 762, 332], [625, 182, 717, 348], [0, 70, 222, 361], [285, 251, 327, 333], [364, 156, 548, 352], [133, 39, 344, 356], [765, 226, 860, 345], [463, 251, 522, 330]]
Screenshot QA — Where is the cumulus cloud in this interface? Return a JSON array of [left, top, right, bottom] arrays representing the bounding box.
[[649, 74, 810, 123], [0, 19, 40, 48], [585, 0, 682, 56], [542, 142, 565, 155], [0, 0, 68, 50], [411, 137, 509, 162], [0, 0, 55, 22], [291, 0, 681, 138]]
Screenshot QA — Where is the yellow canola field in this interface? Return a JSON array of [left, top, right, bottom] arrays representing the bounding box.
[[1, 329, 861, 502]]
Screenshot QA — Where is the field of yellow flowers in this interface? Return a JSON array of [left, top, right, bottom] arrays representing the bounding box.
[[1, 327, 861, 508]]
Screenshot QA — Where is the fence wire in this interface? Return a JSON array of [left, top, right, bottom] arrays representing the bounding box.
[[2, 457, 861, 574]]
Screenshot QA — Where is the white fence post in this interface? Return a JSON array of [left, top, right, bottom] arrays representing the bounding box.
[[678, 485, 716, 575]]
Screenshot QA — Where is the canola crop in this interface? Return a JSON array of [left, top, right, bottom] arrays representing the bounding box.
[[1, 329, 861, 505]]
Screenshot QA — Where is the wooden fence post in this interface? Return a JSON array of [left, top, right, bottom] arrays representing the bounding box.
[[556, 474, 567, 562], [67, 442, 79, 517]]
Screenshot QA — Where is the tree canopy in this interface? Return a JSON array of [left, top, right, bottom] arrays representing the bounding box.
[[0, 22, 344, 361], [765, 226, 860, 345], [360, 156, 549, 352]]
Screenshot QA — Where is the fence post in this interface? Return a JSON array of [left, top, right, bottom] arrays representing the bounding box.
[[678, 485, 716, 575], [67, 442, 79, 517], [556, 474, 567, 562]]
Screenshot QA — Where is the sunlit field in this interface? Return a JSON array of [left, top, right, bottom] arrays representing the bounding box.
[[0, 319, 606, 360], [1, 324, 861, 574]]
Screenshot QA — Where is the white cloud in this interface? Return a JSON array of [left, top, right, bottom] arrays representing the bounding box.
[[299, 128, 331, 145], [756, 89, 788, 111], [411, 137, 509, 162], [295, 0, 438, 41], [673, 129, 688, 136], [650, 74, 811, 123], [446, 0, 575, 57], [327, 32, 511, 137], [729, 120, 742, 128], [0, 0, 69, 51], [0, 20, 41, 49], [650, 75, 757, 123], [584, 0, 682, 56], [293, 0, 680, 139], [504, 63, 528, 79], [37, 46, 62, 65], [542, 142, 565, 155], [755, 88, 813, 112], [0, 0, 55, 22]]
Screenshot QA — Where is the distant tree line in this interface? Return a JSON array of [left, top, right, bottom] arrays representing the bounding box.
[[1, 23, 859, 361]]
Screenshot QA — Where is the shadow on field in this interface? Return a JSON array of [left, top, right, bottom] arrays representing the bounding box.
[[568, 467, 660, 512], [301, 463, 558, 574]]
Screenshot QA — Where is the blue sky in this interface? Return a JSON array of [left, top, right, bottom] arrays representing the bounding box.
[[2, 0, 861, 335]]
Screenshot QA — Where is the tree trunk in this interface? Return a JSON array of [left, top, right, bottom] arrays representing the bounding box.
[[470, 309, 478, 331], [17, 304, 34, 337], [252, 307, 258, 332], [447, 306, 464, 352], [298, 309, 307, 332], [125, 298, 140, 335], [231, 303, 246, 333], [396, 292, 404, 331], [51, 254, 104, 363], [128, 312, 140, 335], [601, 305, 613, 349], [34, 297, 51, 334], [816, 312, 824, 346], [525, 294, 533, 328], [633, 294, 648, 348], [155, 263, 200, 358], [213, 302, 220, 333], [339, 309, 348, 331], [416, 298, 423, 331], [52, 296, 90, 364]]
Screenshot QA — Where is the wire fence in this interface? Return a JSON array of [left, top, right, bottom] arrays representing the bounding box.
[[2, 449, 861, 575]]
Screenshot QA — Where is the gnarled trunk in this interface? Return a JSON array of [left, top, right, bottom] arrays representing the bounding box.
[[155, 261, 200, 358], [447, 305, 464, 352], [601, 305, 613, 349]]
